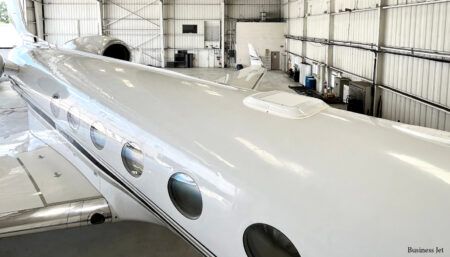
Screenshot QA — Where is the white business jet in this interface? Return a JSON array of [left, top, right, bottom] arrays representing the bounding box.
[[0, 0, 449, 256]]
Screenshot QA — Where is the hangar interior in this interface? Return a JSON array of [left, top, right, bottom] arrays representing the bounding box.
[[0, 0, 450, 256], [12, 0, 450, 131]]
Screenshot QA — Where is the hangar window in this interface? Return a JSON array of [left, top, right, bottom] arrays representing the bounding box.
[[121, 142, 144, 177], [90, 122, 106, 150], [168, 173, 202, 220], [182, 24, 197, 34], [243, 223, 300, 257]]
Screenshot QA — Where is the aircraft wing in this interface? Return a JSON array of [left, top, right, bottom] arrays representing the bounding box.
[[0, 77, 111, 237], [0, 129, 112, 237]]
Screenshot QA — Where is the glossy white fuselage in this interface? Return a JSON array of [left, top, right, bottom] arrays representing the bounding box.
[[6, 45, 450, 257]]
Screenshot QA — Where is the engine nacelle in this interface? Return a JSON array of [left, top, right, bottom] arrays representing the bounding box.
[[0, 54, 20, 77], [63, 36, 131, 61]]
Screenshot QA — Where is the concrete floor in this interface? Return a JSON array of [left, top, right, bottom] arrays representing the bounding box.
[[0, 222, 202, 257]]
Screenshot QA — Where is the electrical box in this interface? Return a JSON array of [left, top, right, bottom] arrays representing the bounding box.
[[334, 77, 350, 101], [347, 81, 373, 115]]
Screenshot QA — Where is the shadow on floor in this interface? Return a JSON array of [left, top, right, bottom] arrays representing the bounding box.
[[0, 221, 203, 257]]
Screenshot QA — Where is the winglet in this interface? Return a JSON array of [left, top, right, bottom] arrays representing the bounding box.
[[248, 44, 263, 67]]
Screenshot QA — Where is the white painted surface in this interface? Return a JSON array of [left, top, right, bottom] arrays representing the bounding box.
[[0, 156, 43, 213], [27, 109, 161, 225], [236, 22, 285, 66], [18, 147, 100, 204], [5, 44, 450, 257]]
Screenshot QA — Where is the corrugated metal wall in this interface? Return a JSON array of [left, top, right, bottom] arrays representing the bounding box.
[[226, 0, 282, 56], [380, 1, 450, 131], [165, 0, 222, 67], [40, 0, 224, 67], [35, 0, 284, 68], [103, 0, 162, 66], [24, 0, 37, 36], [284, 0, 450, 132], [42, 0, 162, 66], [43, 0, 99, 45]]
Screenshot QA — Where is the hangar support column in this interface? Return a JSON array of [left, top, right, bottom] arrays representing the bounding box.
[[159, 0, 165, 68], [96, 0, 104, 35], [373, 0, 386, 117]]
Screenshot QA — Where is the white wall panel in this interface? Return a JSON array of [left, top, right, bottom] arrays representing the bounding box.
[[284, 0, 303, 38], [288, 38, 303, 55], [104, 3, 161, 19], [381, 90, 450, 132], [381, 54, 450, 132], [334, 0, 378, 12], [45, 0, 97, 3], [306, 14, 328, 38], [289, 18, 303, 36], [166, 0, 221, 4], [305, 42, 327, 62], [385, 0, 445, 6], [333, 10, 377, 44], [382, 55, 450, 107], [281, 0, 289, 18], [104, 1, 162, 66], [227, 0, 281, 19], [384, 1, 450, 51], [45, 20, 98, 35], [333, 46, 374, 79], [25, 0, 37, 35], [380, 1, 450, 131], [288, 0, 303, 18], [43, 0, 99, 46], [307, 0, 328, 15], [165, 4, 221, 19], [44, 3, 98, 19]]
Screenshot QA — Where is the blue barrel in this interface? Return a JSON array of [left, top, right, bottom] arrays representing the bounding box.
[[305, 76, 316, 90]]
